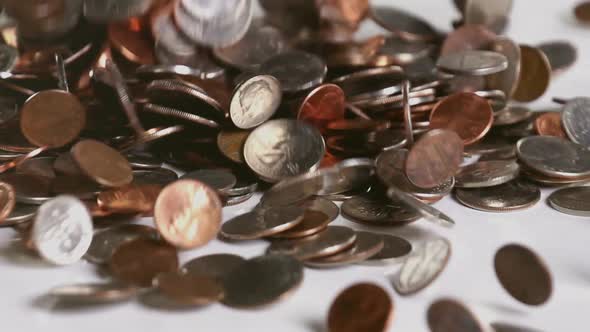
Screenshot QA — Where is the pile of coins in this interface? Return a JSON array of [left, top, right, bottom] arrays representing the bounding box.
[[0, 0, 585, 330]]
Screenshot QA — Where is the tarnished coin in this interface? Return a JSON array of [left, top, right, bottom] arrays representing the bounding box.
[[181, 169, 237, 192], [538, 40, 578, 74], [534, 112, 567, 138], [517, 136, 590, 179], [154, 179, 222, 249], [306, 232, 384, 268], [392, 238, 450, 295], [32, 196, 93, 265], [455, 160, 520, 188], [495, 244, 553, 306], [229, 75, 282, 129], [437, 50, 508, 76], [513, 45, 551, 102], [547, 186, 590, 216], [562, 98, 590, 146], [267, 226, 357, 260], [259, 51, 327, 94], [387, 186, 456, 227], [182, 254, 246, 279], [0, 182, 15, 223], [361, 234, 413, 266], [463, 0, 513, 33], [0, 203, 37, 227], [71, 140, 133, 187], [86, 224, 159, 264], [371, 5, 438, 42], [427, 299, 485, 332], [244, 119, 325, 182], [154, 271, 224, 306], [221, 206, 305, 240], [222, 254, 303, 308], [327, 283, 393, 332], [49, 282, 140, 304], [132, 169, 178, 186], [455, 181, 540, 212], [342, 196, 420, 226], [217, 130, 250, 163], [486, 37, 522, 99]]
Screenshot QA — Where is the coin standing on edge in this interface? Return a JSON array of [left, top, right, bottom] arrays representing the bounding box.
[[229, 75, 282, 129]]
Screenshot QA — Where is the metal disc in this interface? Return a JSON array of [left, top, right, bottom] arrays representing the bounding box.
[[220, 206, 305, 240], [427, 298, 485, 332], [181, 169, 237, 192], [437, 50, 508, 76], [182, 254, 246, 279], [49, 282, 140, 304], [455, 160, 520, 188], [455, 181, 540, 212], [547, 186, 590, 217], [259, 51, 327, 94], [341, 196, 421, 226], [517, 136, 590, 179], [85, 224, 159, 264], [229, 75, 282, 129], [305, 232, 384, 268], [362, 234, 413, 266], [267, 226, 357, 260], [561, 97, 590, 146]]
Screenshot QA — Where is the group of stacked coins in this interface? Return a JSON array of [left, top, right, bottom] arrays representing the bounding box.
[[0, 0, 586, 331]]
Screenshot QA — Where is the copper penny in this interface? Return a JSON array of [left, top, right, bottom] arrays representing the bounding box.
[[512, 45, 551, 102], [216, 130, 250, 164], [108, 20, 155, 65], [405, 129, 464, 189], [154, 271, 224, 306], [327, 119, 391, 133], [297, 84, 346, 133], [534, 112, 567, 138], [71, 139, 133, 188], [110, 238, 178, 287], [0, 182, 16, 223], [328, 283, 393, 332], [427, 298, 485, 332], [429, 92, 493, 146], [20, 90, 86, 148], [154, 179, 222, 249], [575, 1, 590, 24], [494, 244, 553, 306], [98, 184, 163, 214], [440, 24, 497, 56], [271, 210, 331, 239]]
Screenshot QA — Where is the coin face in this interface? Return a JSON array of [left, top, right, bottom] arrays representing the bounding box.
[[494, 244, 553, 306], [0, 182, 15, 223], [229, 75, 282, 129], [49, 282, 140, 304], [71, 139, 133, 187], [512, 45, 551, 102], [221, 206, 305, 240], [455, 160, 520, 188], [306, 232, 384, 268], [517, 136, 590, 178], [244, 119, 325, 182], [547, 186, 590, 216], [182, 253, 246, 279], [154, 179, 222, 249], [297, 84, 345, 133], [222, 254, 303, 308], [259, 51, 327, 93], [427, 299, 485, 332], [455, 181, 540, 212], [562, 98, 590, 146], [342, 196, 420, 226], [327, 283, 393, 332], [86, 224, 159, 264], [538, 40, 577, 74], [32, 195, 93, 265], [437, 50, 508, 76], [371, 5, 438, 42], [154, 271, 224, 306]]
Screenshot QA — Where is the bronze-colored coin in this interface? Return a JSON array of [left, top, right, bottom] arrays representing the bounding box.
[[216, 130, 249, 164], [575, 1, 590, 24], [405, 129, 464, 189], [512, 45, 551, 102], [98, 184, 163, 214], [108, 20, 155, 65], [271, 210, 331, 239], [306, 231, 384, 268], [429, 92, 494, 146], [427, 298, 485, 332], [297, 84, 346, 133], [440, 24, 497, 56], [534, 112, 567, 138], [71, 139, 133, 188], [182, 254, 246, 280], [20, 90, 86, 148], [327, 119, 391, 133], [110, 238, 178, 287], [0, 182, 16, 223], [328, 283, 393, 332], [486, 37, 522, 99], [154, 179, 222, 249], [154, 271, 224, 306], [494, 244, 553, 306]]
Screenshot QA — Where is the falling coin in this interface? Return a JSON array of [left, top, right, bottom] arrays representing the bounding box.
[[97, 184, 162, 214], [517, 136, 590, 179], [154, 271, 224, 306], [512, 45, 551, 102], [575, 1, 590, 24], [229, 75, 282, 129], [427, 298, 486, 332], [534, 112, 566, 138], [561, 97, 590, 146], [486, 37, 522, 99], [221, 206, 305, 241], [71, 139, 133, 188], [436, 50, 508, 76], [217, 130, 250, 163], [267, 226, 357, 260], [538, 40, 578, 74]]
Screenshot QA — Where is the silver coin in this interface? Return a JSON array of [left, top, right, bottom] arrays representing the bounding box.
[[494, 106, 533, 125], [491, 322, 544, 332], [32, 196, 93, 265], [333, 66, 404, 103], [321, 186, 373, 201], [342, 196, 421, 226], [181, 169, 237, 192], [221, 206, 305, 240], [267, 226, 357, 260], [562, 98, 590, 146], [305, 232, 384, 268], [83, 0, 152, 22], [222, 254, 303, 308], [379, 37, 435, 65], [299, 197, 340, 222], [465, 135, 515, 157], [0, 204, 37, 228], [392, 238, 451, 295], [455, 160, 520, 188], [152, 8, 196, 58], [522, 168, 590, 186], [229, 75, 282, 129], [387, 186, 455, 228], [486, 37, 522, 99], [547, 186, 590, 217], [85, 224, 158, 264], [244, 119, 325, 183], [49, 282, 140, 304], [362, 234, 413, 266], [463, 0, 513, 33], [371, 6, 438, 42], [516, 136, 590, 178], [182, 253, 246, 279], [0, 44, 17, 72], [455, 181, 541, 212], [225, 192, 255, 206], [436, 50, 508, 76], [538, 41, 578, 74], [132, 169, 178, 186], [141, 103, 220, 129], [259, 51, 327, 94]]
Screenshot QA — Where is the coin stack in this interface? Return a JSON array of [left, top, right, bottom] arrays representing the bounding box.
[[0, 0, 584, 330]]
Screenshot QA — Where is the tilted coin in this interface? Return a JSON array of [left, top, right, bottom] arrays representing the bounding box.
[[71, 139, 133, 187], [16, 156, 56, 179], [371, 5, 438, 41], [547, 186, 590, 217], [516, 136, 590, 178], [387, 186, 456, 227], [379, 36, 435, 65], [85, 224, 159, 264], [182, 253, 246, 279], [126, 153, 162, 170], [494, 244, 553, 306], [332, 66, 404, 103], [463, 0, 513, 33], [361, 234, 413, 266], [513, 45, 551, 102], [561, 97, 590, 146], [141, 103, 221, 129], [229, 75, 282, 129], [154, 271, 224, 306], [455, 160, 520, 188], [0, 182, 15, 223], [522, 167, 590, 186], [575, 1, 590, 24], [49, 281, 140, 305], [181, 169, 237, 192], [225, 192, 255, 206], [259, 51, 327, 94], [223, 176, 258, 196], [486, 37, 522, 99], [300, 197, 340, 221], [538, 40, 578, 74], [427, 298, 485, 332], [222, 254, 303, 308], [97, 185, 162, 214], [455, 181, 540, 212], [437, 50, 508, 76], [267, 226, 357, 260], [327, 283, 393, 332], [221, 206, 305, 241], [132, 168, 178, 186], [297, 84, 346, 133], [534, 112, 567, 138], [271, 210, 331, 239], [32, 196, 93, 265], [217, 130, 249, 163], [305, 232, 384, 268], [341, 196, 420, 226]]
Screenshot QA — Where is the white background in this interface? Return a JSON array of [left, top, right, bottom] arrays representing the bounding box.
[[2, 0, 590, 331]]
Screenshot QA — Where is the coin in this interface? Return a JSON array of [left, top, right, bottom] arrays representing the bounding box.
[[538, 40, 578, 74], [53, 153, 82, 176], [297, 84, 345, 133], [327, 283, 393, 332], [516, 136, 590, 178], [0, 203, 37, 227], [562, 98, 590, 146], [222, 254, 303, 308], [463, 0, 513, 33], [86, 224, 159, 264], [259, 51, 327, 94], [455, 181, 540, 212], [455, 160, 520, 188], [512, 45, 551, 102], [0, 173, 51, 205], [534, 112, 565, 138], [486, 37, 522, 99], [387, 186, 456, 227], [108, 21, 155, 65], [306, 232, 384, 268], [379, 36, 434, 64], [154, 179, 222, 249], [71, 139, 133, 187], [0, 182, 15, 223], [427, 298, 485, 332], [132, 168, 178, 186], [342, 196, 420, 226], [217, 130, 249, 163], [547, 186, 590, 216], [495, 244, 553, 306], [141, 103, 221, 129], [271, 210, 331, 239], [182, 253, 246, 279], [49, 282, 140, 304], [244, 119, 325, 182], [440, 24, 497, 56], [332, 66, 404, 103], [491, 322, 544, 332], [221, 206, 305, 240], [437, 50, 508, 76], [0, 44, 17, 72], [15, 156, 55, 179], [181, 169, 237, 192], [267, 226, 357, 260], [575, 1, 590, 24], [97, 184, 162, 214], [229, 75, 282, 130], [154, 271, 224, 306], [32, 195, 93, 265], [359, 234, 411, 266], [371, 5, 438, 42], [51, 175, 101, 199]]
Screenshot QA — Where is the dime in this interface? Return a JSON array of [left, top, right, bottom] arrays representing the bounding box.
[[513, 45, 551, 102], [534, 112, 566, 138], [437, 50, 508, 76], [297, 84, 346, 133], [562, 98, 590, 146], [547, 186, 590, 216], [154, 271, 224, 306], [455, 160, 520, 188], [229, 75, 282, 129], [427, 299, 485, 332], [305, 232, 384, 268], [222, 254, 303, 308], [154, 179, 222, 249], [221, 206, 305, 240], [494, 244, 553, 306], [132, 169, 178, 186], [49, 282, 140, 304], [463, 0, 513, 33], [182, 253, 246, 279], [259, 51, 327, 94], [86, 224, 159, 264], [327, 283, 393, 332], [32, 196, 93, 265], [455, 181, 540, 212], [387, 186, 456, 227], [371, 5, 438, 42], [0, 182, 15, 223], [486, 37, 522, 99], [97, 184, 162, 214], [71, 140, 133, 187], [516, 136, 590, 179], [341, 196, 420, 226], [267, 226, 357, 260], [538, 40, 578, 74], [217, 130, 250, 163], [181, 169, 237, 192]]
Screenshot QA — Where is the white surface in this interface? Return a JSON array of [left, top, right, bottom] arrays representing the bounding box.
[[2, 0, 590, 331]]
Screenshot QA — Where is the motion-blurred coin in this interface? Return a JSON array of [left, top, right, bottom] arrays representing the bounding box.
[[108, 21, 155, 65], [259, 51, 327, 94], [534, 112, 567, 138], [0, 203, 37, 227], [332, 66, 404, 103], [440, 24, 497, 56], [517, 136, 590, 178], [221, 206, 305, 241], [0, 182, 15, 223], [141, 103, 220, 129], [486, 37, 522, 99], [548, 186, 590, 216], [49, 282, 140, 304], [455, 181, 540, 212], [97, 185, 162, 214], [86, 224, 159, 264], [342, 196, 420, 226], [297, 84, 345, 133], [491, 322, 544, 332], [562, 98, 590, 146], [182, 253, 246, 279], [437, 50, 508, 76], [371, 5, 438, 42], [225, 192, 255, 206], [71, 140, 133, 187], [495, 244, 553, 306], [387, 186, 456, 227], [379, 36, 435, 65], [328, 283, 393, 332], [575, 1, 590, 24], [306, 232, 384, 268], [222, 254, 303, 308], [267, 226, 357, 260], [132, 168, 178, 186], [154, 271, 224, 306], [126, 153, 162, 170], [181, 169, 237, 192], [217, 130, 249, 163], [455, 160, 520, 188], [427, 299, 485, 332], [513, 45, 551, 102], [53, 153, 82, 176], [538, 40, 578, 74], [230, 75, 282, 129], [463, 0, 513, 33]]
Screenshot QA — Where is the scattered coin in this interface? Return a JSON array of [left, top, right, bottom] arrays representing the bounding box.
[[267, 226, 357, 260], [427, 298, 485, 332], [97, 184, 162, 214], [513, 45, 551, 102], [49, 282, 140, 304], [534, 112, 567, 138], [547, 186, 590, 216], [306, 232, 384, 268], [229, 75, 282, 129], [272, 210, 331, 239], [562, 97, 590, 146], [575, 1, 590, 24], [538, 40, 578, 74], [371, 5, 438, 42], [440, 24, 497, 56], [181, 169, 237, 192], [517, 136, 590, 179], [259, 51, 327, 94], [154, 271, 224, 306], [221, 206, 305, 241], [341, 196, 420, 226], [455, 160, 520, 188], [85, 224, 159, 264], [455, 181, 540, 212], [0, 182, 15, 223], [361, 234, 413, 266], [0, 203, 37, 227], [71, 139, 133, 188], [182, 253, 246, 279], [387, 186, 456, 227], [217, 130, 250, 163], [494, 106, 533, 126], [437, 50, 508, 76], [297, 84, 346, 133], [486, 37, 522, 99]]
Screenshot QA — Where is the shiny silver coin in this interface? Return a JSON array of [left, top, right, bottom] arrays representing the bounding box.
[[0, 44, 17, 72], [132, 169, 178, 186], [342, 196, 421, 226], [126, 153, 162, 170], [83, 0, 152, 22], [436, 50, 508, 76], [362, 234, 413, 266], [267, 226, 357, 260], [379, 37, 435, 65], [463, 0, 513, 33], [221, 206, 305, 241], [486, 37, 522, 99], [562, 98, 590, 146], [455, 160, 520, 188], [244, 119, 325, 183], [547, 186, 590, 217], [32, 196, 93, 265], [259, 51, 327, 94], [494, 106, 533, 125], [222, 254, 303, 308], [0, 204, 37, 228], [305, 232, 384, 268], [371, 6, 438, 42], [85, 224, 159, 264], [152, 9, 196, 60], [387, 186, 455, 228], [455, 181, 541, 212], [300, 197, 340, 222], [491, 322, 544, 332], [174, 0, 253, 48], [181, 169, 237, 192], [182, 254, 246, 279], [49, 282, 140, 304], [229, 75, 282, 129], [517, 136, 590, 178], [538, 41, 578, 74], [225, 192, 255, 206], [392, 238, 451, 295]]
